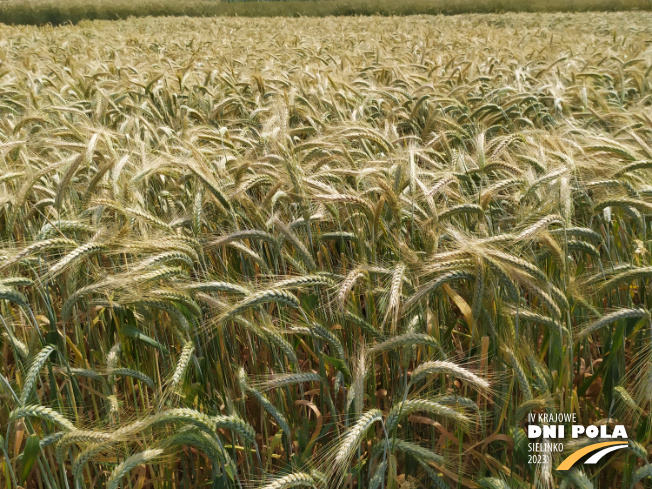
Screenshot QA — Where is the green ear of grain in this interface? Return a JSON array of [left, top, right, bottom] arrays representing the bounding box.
[[630, 464, 652, 489], [386, 399, 470, 432], [223, 288, 300, 320], [576, 307, 650, 340], [107, 449, 166, 489], [478, 478, 512, 489], [410, 361, 489, 391], [20, 345, 56, 405], [10, 405, 74, 431], [260, 472, 316, 489], [334, 409, 383, 468]]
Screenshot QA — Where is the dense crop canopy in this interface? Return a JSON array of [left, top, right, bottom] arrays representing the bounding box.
[[0, 13, 651, 489]]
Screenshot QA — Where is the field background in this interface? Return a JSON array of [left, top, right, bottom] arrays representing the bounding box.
[[0, 0, 651, 25], [1, 9, 652, 489]]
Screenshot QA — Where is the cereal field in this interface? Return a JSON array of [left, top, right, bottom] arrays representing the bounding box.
[[0, 12, 651, 489]]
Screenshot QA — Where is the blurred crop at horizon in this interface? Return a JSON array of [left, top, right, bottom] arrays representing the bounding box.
[[0, 0, 652, 25], [0, 11, 651, 489]]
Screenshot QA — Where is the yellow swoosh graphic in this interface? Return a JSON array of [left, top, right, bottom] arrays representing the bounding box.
[[557, 441, 628, 471]]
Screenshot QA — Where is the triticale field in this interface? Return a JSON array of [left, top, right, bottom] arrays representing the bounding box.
[[0, 12, 651, 489]]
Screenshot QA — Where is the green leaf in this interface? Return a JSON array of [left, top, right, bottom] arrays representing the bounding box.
[[264, 431, 284, 472], [120, 324, 169, 354], [322, 354, 351, 382], [223, 461, 235, 481], [19, 434, 40, 484]]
